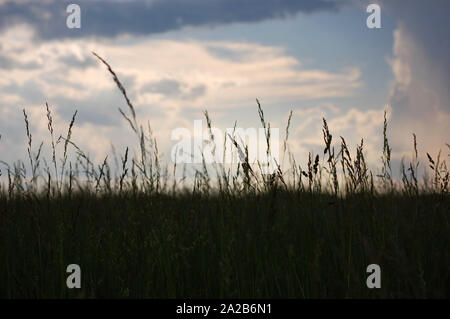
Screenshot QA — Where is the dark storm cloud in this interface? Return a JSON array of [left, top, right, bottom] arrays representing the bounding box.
[[0, 0, 346, 39]]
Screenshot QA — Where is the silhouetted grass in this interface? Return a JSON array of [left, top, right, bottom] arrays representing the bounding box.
[[0, 54, 448, 298]]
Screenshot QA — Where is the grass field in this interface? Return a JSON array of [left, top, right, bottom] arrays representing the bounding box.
[[0, 54, 448, 298]]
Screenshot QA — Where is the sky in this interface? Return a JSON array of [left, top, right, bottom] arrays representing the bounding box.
[[0, 0, 448, 177]]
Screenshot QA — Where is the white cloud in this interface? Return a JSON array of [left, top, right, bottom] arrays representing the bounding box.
[[380, 0, 450, 159], [387, 25, 450, 158], [286, 104, 385, 170], [0, 24, 363, 166]]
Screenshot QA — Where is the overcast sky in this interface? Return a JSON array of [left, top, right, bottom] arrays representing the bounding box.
[[0, 0, 448, 176]]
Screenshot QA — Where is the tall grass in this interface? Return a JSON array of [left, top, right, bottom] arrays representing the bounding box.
[[0, 54, 448, 298]]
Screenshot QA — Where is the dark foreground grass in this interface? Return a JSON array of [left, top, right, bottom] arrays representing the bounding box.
[[0, 190, 448, 298], [0, 53, 449, 298]]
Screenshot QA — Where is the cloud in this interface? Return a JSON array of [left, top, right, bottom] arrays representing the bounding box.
[[0, 52, 41, 70], [141, 79, 206, 101], [57, 54, 97, 69], [380, 0, 450, 156], [0, 0, 346, 39], [287, 104, 384, 169], [0, 22, 363, 166]]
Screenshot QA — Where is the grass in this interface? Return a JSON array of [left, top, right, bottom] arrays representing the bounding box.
[[0, 53, 448, 298]]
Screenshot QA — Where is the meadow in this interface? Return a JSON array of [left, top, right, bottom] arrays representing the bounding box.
[[0, 54, 448, 298]]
